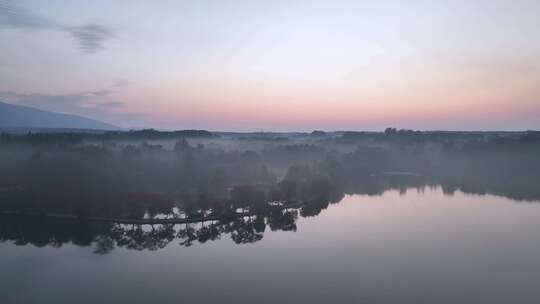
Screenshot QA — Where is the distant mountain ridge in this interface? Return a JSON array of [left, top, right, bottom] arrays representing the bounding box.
[[0, 101, 119, 130]]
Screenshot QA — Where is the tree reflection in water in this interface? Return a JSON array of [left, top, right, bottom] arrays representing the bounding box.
[[2, 172, 539, 254], [0, 208, 299, 254]]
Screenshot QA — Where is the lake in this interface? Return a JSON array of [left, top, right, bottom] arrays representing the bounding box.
[[1, 187, 540, 304]]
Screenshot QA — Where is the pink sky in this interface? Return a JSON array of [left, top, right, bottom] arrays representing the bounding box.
[[1, 1, 539, 130]]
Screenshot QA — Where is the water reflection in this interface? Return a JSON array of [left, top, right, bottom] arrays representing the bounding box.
[[0, 211, 298, 253], [2, 187, 540, 303], [2, 173, 539, 254]]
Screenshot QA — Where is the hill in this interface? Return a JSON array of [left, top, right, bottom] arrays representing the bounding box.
[[0, 101, 119, 131]]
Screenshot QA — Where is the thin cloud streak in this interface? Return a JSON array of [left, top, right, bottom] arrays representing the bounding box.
[[0, 0, 113, 53], [63, 24, 113, 53], [0, 0, 49, 30], [0, 82, 146, 128]]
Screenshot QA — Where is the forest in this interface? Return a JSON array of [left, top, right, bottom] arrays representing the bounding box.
[[1, 129, 539, 252]]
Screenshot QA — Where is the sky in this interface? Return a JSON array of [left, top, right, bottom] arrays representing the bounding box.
[[1, 0, 539, 131]]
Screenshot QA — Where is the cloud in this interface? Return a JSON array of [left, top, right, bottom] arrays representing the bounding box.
[[0, 82, 145, 127], [64, 24, 113, 53], [0, 0, 51, 30], [0, 91, 86, 111], [88, 89, 113, 97], [98, 101, 124, 108], [0, 0, 113, 53]]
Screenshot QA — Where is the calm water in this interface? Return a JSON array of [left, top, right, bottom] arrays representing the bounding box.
[[2, 188, 540, 304]]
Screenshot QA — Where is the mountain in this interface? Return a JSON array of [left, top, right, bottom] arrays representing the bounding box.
[[0, 101, 119, 130]]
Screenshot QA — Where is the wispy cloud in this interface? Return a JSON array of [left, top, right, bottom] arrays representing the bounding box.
[[63, 24, 113, 53], [87, 80, 128, 97], [0, 82, 145, 127], [0, 0, 50, 30], [98, 101, 124, 108], [0, 0, 113, 53]]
